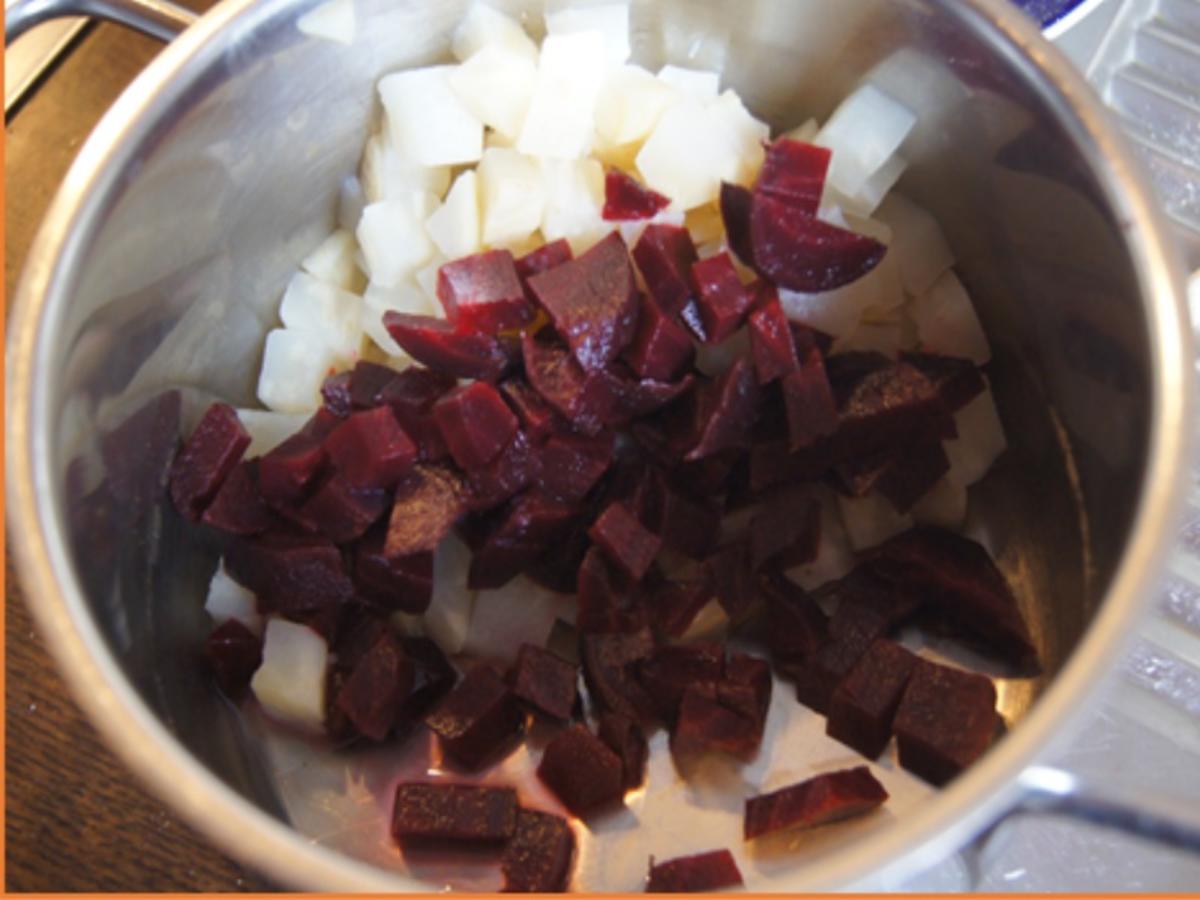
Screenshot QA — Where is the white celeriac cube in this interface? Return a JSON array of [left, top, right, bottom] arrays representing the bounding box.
[[236, 408, 310, 457], [945, 387, 1007, 487], [518, 31, 608, 160], [380, 66, 484, 167], [477, 147, 546, 247], [911, 269, 991, 364], [356, 196, 436, 287], [546, 2, 631, 66], [452, 1, 538, 63], [414, 256, 448, 306], [709, 89, 770, 186], [426, 170, 481, 260], [204, 561, 263, 635], [257, 328, 338, 413], [594, 65, 678, 147], [657, 64, 719, 100], [360, 131, 451, 204], [297, 0, 355, 45], [540, 157, 606, 244], [462, 576, 575, 665], [837, 153, 907, 218], [301, 229, 360, 292], [875, 192, 955, 296], [425, 535, 476, 655], [815, 84, 916, 200], [837, 492, 915, 552], [448, 44, 538, 141], [832, 318, 904, 358], [278, 271, 364, 361], [911, 476, 968, 529], [251, 618, 329, 733], [361, 280, 438, 358]]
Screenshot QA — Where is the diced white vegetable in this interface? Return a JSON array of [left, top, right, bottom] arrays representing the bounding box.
[[546, 3, 631, 67], [837, 153, 907, 218], [414, 256, 447, 306], [685, 204, 724, 246], [301, 229, 360, 292], [636, 99, 747, 210], [709, 89, 770, 186], [874, 192, 955, 296], [380, 66, 484, 167], [862, 49, 970, 161], [911, 476, 968, 529], [657, 64, 719, 101], [205, 561, 263, 635], [462, 576, 575, 665], [251, 618, 329, 733], [425, 535, 475, 655], [257, 328, 338, 413], [945, 387, 1007, 487], [518, 31, 608, 160], [911, 269, 991, 364], [785, 490, 855, 591], [832, 319, 904, 358], [278, 271, 363, 361], [477, 147, 546, 246], [785, 118, 820, 142], [815, 84, 916, 200], [540, 157, 606, 244], [837, 492, 914, 552], [452, 2, 538, 63], [617, 208, 684, 247], [677, 598, 729, 644], [360, 132, 451, 204], [778, 259, 898, 339], [594, 65, 678, 147], [356, 197, 435, 287], [448, 44, 538, 141], [426, 171, 481, 260], [361, 280, 438, 358], [236, 409, 310, 457], [297, 0, 354, 44]]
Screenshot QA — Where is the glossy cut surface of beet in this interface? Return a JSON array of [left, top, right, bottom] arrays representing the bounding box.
[[637, 643, 724, 720], [424, 665, 525, 769], [437, 249, 532, 332], [759, 571, 828, 662], [623, 292, 696, 382], [354, 530, 434, 613], [256, 409, 338, 506], [538, 432, 615, 504], [521, 335, 618, 435], [719, 182, 756, 269], [384, 464, 467, 557], [324, 405, 417, 488], [346, 360, 403, 409], [391, 782, 518, 844], [603, 170, 671, 220], [743, 766, 888, 839], [200, 460, 274, 535], [502, 809, 576, 892], [469, 490, 583, 589], [383, 312, 514, 382], [748, 289, 800, 384], [597, 712, 648, 790], [511, 643, 578, 721], [687, 357, 761, 461], [204, 619, 263, 698], [589, 501, 662, 582], [224, 534, 354, 617], [671, 686, 764, 760], [646, 849, 744, 893], [516, 238, 573, 281], [433, 382, 520, 471], [632, 224, 698, 315], [826, 638, 918, 759], [828, 355, 951, 459], [321, 370, 353, 417], [465, 430, 542, 512], [537, 724, 625, 816], [756, 139, 831, 212], [500, 377, 565, 441], [336, 631, 413, 741], [901, 352, 986, 412], [690, 253, 755, 344], [170, 402, 250, 520], [782, 350, 839, 451], [300, 475, 390, 543]]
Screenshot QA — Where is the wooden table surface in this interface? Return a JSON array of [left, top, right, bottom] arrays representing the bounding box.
[[5, 9, 274, 890]]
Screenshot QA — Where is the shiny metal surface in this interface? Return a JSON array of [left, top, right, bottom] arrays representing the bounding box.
[[4, 0, 195, 43], [4, 0, 1194, 889]]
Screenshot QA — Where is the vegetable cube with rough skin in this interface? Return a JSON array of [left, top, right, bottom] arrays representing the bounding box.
[[646, 849, 744, 893], [537, 724, 625, 816], [424, 665, 525, 769], [391, 782, 517, 844], [502, 809, 576, 892], [743, 766, 888, 839]]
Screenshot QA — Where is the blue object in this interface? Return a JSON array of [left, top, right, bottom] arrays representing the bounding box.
[[1010, 0, 1090, 29]]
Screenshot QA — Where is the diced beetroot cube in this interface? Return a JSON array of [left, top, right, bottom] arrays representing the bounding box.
[[597, 712, 648, 790], [828, 355, 952, 458], [397, 636, 458, 728], [323, 406, 417, 489], [671, 686, 762, 759], [465, 430, 542, 512], [866, 527, 1036, 666], [646, 578, 716, 640], [838, 440, 950, 513], [686, 357, 760, 461], [647, 849, 744, 893], [511, 643, 578, 721], [383, 312, 515, 382], [502, 809, 576, 892], [637, 643, 724, 721], [516, 238, 574, 281], [433, 382, 519, 471], [749, 192, 887, 292], [827, 638, 918, 759], [336, 631, 414, 741], [748, 288, 800, 384], [743, 766, 888, 839], [170, 403, 250, 520], [748, 438, 833, 493], [321, 370, 354, 417], [690, 253, 755, 344], [537, 724, 625, 816], [893, 658, 999, 786], [589, 502, 662, 582], [469, 491, 583, 589], [610, 370, 697, 423], [526, 521, 592, 594], [354, 527, 434, 613], [437, 249, 532, 333], [655, 480, 722, 560], [632, 224, 698, 315], [901, 352, 985, 413], [500, 378, 565, 442], [756, 139, 831, 212], [603, 170, 671, 221], [623, 292, 696, 382], [704, 542, 755, 621], [581, 629, 659, 723], [101, 390, 182, 517], [724, 653, 773, 726], [346, 360, 403, 409], [384, 464, 468, 556], [376, 369, 457, 462], [200, 460, 274, 535], [522, 335, 619, 436], [256, 408, 339, 505], [224, 534, 354, 617], [425, 665, 524, 769], [749, 491, 820, 571], [204, 619, 263, 698], [719, 183, 756, 269], [301, 475, 389, 543], [391, 782, 518, 844], [758, 571, 828, 662], [576, 546, 646, 635], [782, 353, 839, 451], [538, 432, 615, 504]]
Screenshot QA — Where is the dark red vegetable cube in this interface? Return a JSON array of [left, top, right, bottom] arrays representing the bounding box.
[[758, 571, 828, 662], [469, 491, 582, 589], [383, 312, 515, 382], [500, 377, 565, 442], [654, 481, 721, 560], [437, 249, 532, 332], [336, 631, 414, 741], [827, 638, 918, 759], [581, 629, 658, 723], [323, 405, 416, 489], [646, 579, 716, 640], [719, 182, 756, 269], [837, 440, 949, 513], [748, 289, 800, 384], [502, 809, 576, 892], [521, 335, 619, 436], [576, 546, 648, 635], [391, 782, 518, 844], [828, 355, 952, 459], [224, 534, 354, 617], [346, 360, 403, 409], [743, 766, 888, 839], [465, 430, 542, 512], [756, 139, 831, 212], [589, 502, 662, 582], [300, 475, 389, 543], [724, 653, 773, 727], [205, 619, 262, 699], [516, 238, 573, 281], [623, 292, 696, 382], [687, 357, 761, 461], [632, 224, 698, 315], [201, 460, 274, 535], [510, 643, 578, 721], [527, 233, 640, 372], [384, 464, 467, 557], [647, 849, 743, 893], [901, 352, 986, 413], [597, 712, 648, 790], [749, 491, 820, 572], [893, 659, 999, 785], [671, 686, 762, 759], [538, 432, 615, 504], [609, 370, 696, 422], [782, 354, 839, 451], [537, 724, 625, 816], [397, 636, 458, 727], [432, 382, 519, 471], [101, 390, 182, 517], [690, 253, 755, 344], [170, 403, 250, 520], [354, 529, 434, 614], [603, 170, 671, 221], [256, 409, 338, 506], [321, 370, 354, 417], [424, 665, 525, 770], [704, 542, 755, 622]]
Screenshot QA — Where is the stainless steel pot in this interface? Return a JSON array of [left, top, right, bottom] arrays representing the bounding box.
[[7, 0, 1200, 890]]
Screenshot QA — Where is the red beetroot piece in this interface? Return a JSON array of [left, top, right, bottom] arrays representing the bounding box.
[[465, 430, 542, 512], [469, 490, 582, 589], [101, 390, 182, 517], [336, 630, 414, 741], [782, 348, 839, 451], [500, 378, 565, 442], [646, 578, 717, 640], [609, 369, 696, 422], [749, 192, 887, 292], [510, 643, 578, 721], [433, 382, 519, 471], [748, 288, 800, 384], [391, 782, 518, 844], [646, 849, 744, 893], [346, 360, 403, 409], [724, 653, 773, 726], [589, 501, 662, 582], [397, 636, 458, 728], [637, 642, 724, 721], [704, 542, 755, 622], [690, 253, 755, 344], [758, 571, 828, 662], [527, 232, 640, 372], [827, 638, 919, 759], [645, 475, 721, 560], [671, 685, 763, 760], [516, 238, 573, 281], [378, 367, 458, 461], [743, 766, 888, 839], [893, 659, 999, 786], [749, 491, 821, 572], [204, 619, 263, 699], [324, 405, 416, 488], [576, 546, 648, 635], [756, 139, 831, 213], [321, 370, 353, 417], [522, 335, 618, 436], [836, 440, 950, 513], [354, 528, 434, 613], [687, 357, 761, 461], [748, 438, 832, 493], [383, 312, 514, 382], [901, 352, 986, 413], [437, 249, 532, 332], [170, 403, 250, 520], [384, 464, 467, 557], [827, 354, 952, 458], [424, 665, 525, 770], [623, 292, 696, 382], [632, 224, 698, 315], [598, 712, 648, 790], [256, 408, 339, 506], [301, 475, 389, 543], [603, 170, 671, 220], [502, 809, 576, 892], [537, 724, 625, 816], [201, 460, 274, 535], [539, 432, 615, 504], [224, 534, 354, 617], [581, 628, 659, 723], [719, 182, 756, 269]]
